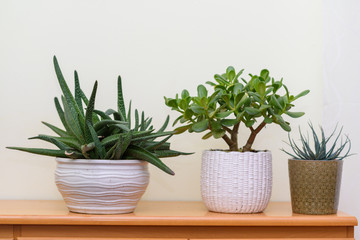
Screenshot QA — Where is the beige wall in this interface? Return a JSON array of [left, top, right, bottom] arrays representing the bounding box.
[[0, 0, 322, 201]]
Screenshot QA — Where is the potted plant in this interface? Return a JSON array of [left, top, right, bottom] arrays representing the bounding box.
[[8, 56, 190, 214], [164, 66, 309, 213], [282, 123, 352, 215]]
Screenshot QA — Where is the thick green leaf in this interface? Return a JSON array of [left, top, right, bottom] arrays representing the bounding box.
[[285, 111, 305, 118], [293, 90, 310, 101], [226, 66, 236, 80], [181, 89, 190, 98], [87, 122, 106, 159], [221, 119, 239, 127], [271, 95, 283, 110], [212, 129, 225, 139], [197, 85, 208, 98], [62, 96, 84, 143], [202, 131, 213, 139], [174, 125, 191, 134], [255, 81, 266, 97], [260, 69, 269, 80], [54, 97, 72, 133], [53, 56, 85, 122], [117, 76, 126, 121], [192, 119, 209, 132], [154, 149, 193, 158], [125, 145, 175, 175], [112, 131, 132, 159], [7, 147, 68, 158], [29, 135, 71, 150], [245, 107, 261, 115], [41, 121, 71, 138], [84, 81, 98, 143], [157, 115, 169, 132], [74, 71, 84, 116], [279, 121, 291, 131], [215, 111, 232, 118]]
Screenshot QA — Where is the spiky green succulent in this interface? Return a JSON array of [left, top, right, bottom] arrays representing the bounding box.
[[282, 122, 352, 160], [7, 56, 191, 175]]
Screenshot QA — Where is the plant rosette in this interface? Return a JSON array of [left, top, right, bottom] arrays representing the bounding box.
[[8, 57, 191, 214], [283, 123, 352, 215], [165, 66, 309, 213]]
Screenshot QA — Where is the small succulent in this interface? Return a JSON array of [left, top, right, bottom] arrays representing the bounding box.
[[282, 122, 352, 160], [164, 66, 309, 152], [8, 56, 190, 175]]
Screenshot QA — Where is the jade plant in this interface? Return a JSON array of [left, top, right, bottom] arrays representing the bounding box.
[[164, 66, 310, 152], [8, 56, 190, 175], [282, 122, 352, 160]]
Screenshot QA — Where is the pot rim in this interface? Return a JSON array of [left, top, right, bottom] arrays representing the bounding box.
[[203, 149, 271, 155], [288, 158, 342, 162], [55, 157, 147, 165]]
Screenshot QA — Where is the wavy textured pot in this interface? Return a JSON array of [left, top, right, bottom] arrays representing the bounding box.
[[201, 150, 272, 213], [55, 158, 149, 214], [288, 159, 343, 215]]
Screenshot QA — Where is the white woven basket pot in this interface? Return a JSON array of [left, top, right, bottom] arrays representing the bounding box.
[[201, 150, 272, 213], [55, 158, 149, 214]]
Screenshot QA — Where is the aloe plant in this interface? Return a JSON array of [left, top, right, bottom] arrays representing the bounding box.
[[164, 66, 309, 152], [8, 56, 190, 175], [282, 122, 352, 160]]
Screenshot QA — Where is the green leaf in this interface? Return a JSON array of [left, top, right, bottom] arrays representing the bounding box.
[[62, 96, 84, 143], [117, 76, 126, 121], [271, 95, 283, 110], [191, 119, 209, 132], [214, 74, 227, 85], [245, 107, 261, 115], [205, 81, 216, 86], [181, 89, 190, 98], [215, 111, 232, 118], [197, 85, 208, 98], [189, 105, 205, 114], [157, 115, 170, 132], [87, 122, 106, 159], [226, 66, 236, 80], [245, 120, 255, 127], [29, 135, 71, 151], [221, 119, 239, 126], [174, 125, 191, 134], [293, 90, 310, 101], [74, 71, 84, 116], [54, 97, 72, 133], [279, 121, 291, 131], [212, 129, 225, 139], [112, 131, 132, 159], [53, 56, 85, 122], [255, 81, 266, 97], [84, 81, 98, 143], [202, 131, 213, 139], [154, 149, 193, 158], [285, 111, 305, 118], [260, 69, 269, 80], [7, 147, 68, 158], [41, 121, 71, 138], [125, 145, 175, 175], [264, 117, 273, 124], [93, 110, 111, 120]]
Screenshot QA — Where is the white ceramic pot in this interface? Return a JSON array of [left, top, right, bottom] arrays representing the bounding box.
[[201, 150, 272, 213], [55, 158, 149, 214]]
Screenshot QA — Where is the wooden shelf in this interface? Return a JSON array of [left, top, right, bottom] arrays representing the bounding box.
[[0, 200, 357, 239]]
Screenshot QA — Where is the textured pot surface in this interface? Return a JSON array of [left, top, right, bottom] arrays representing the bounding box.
[[55, 158, 149, 214], [288, 159, 343, 215], [201, 150, 272, 213]]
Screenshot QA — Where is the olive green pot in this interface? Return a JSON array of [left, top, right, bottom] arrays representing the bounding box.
[[288, 159, 343, 215]]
